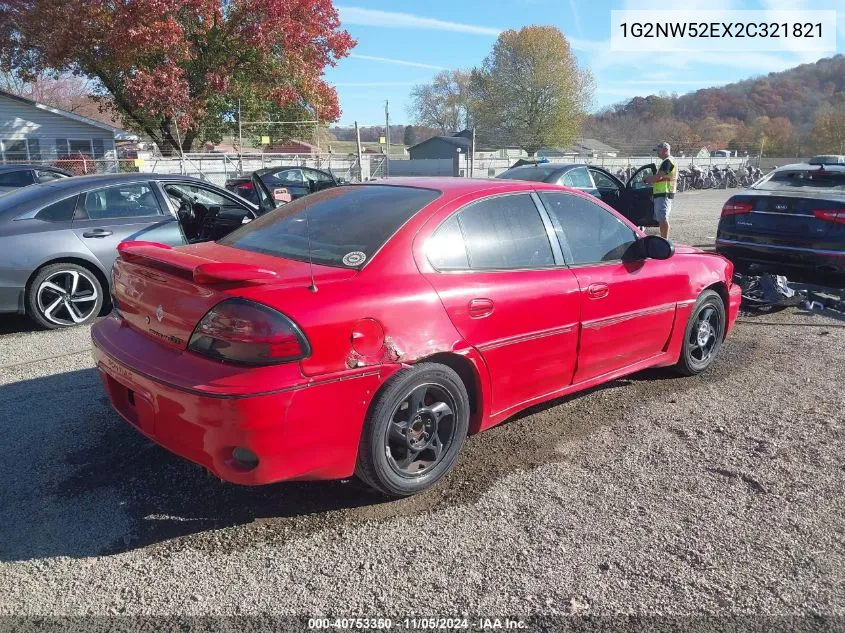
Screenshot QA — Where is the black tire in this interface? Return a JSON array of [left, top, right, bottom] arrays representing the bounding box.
[[27, 262, 104, 329], [356, 363, 470, 497], [674, 289, 726, 376]]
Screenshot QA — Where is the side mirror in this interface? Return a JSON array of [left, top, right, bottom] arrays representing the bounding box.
[[640, 235, 675, 260]]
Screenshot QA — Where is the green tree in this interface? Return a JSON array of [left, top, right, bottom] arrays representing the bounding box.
[[403, 125, 417, 147], [0, 0, 354, 154], [408, 70, 472, 134], [469, 26, 593, 156]]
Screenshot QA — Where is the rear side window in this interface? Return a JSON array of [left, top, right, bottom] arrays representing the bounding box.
[[458, 194, 554, 270], [540, 192, 636, 265], [35, 195, 78, 222], [0, 170, 34, 187], [220, 185, 441, 269], [426, 215, 469, 270]]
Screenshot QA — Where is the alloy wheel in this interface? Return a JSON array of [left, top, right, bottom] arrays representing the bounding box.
[[36, 269, 100, 326], [687, 305, 721, 365], [385, 383, 457, 477]]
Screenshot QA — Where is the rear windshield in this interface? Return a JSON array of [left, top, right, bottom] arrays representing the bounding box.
[[498, 167, 558, 182], [755, 169, 845, 191], [219, 185, 441, 269]]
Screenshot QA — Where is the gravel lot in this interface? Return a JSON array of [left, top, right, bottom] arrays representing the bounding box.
[[1, 189, 843, 626]]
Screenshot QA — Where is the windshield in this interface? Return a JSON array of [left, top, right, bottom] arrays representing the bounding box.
[[497, 166, 559, 182], [754, 169, 845, 191], [219, 185, 441, 269]]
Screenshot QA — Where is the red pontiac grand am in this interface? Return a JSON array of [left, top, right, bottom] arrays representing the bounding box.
[[92, 177, 741, 496]]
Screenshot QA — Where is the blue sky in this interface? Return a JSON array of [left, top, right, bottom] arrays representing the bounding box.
[[324, 0, 845, 126]]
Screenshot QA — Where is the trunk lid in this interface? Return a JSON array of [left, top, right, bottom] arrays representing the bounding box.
[[721, 191, 843, 242], [112, 241, 356, 350]]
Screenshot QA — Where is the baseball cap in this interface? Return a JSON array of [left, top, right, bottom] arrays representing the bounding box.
[[654, 141, 671, 151]]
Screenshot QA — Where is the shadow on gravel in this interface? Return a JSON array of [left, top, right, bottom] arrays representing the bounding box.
[[0, 342, 745, 562]]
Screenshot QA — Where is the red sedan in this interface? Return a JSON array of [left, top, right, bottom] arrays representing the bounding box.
[[92, 178, 741, 496]]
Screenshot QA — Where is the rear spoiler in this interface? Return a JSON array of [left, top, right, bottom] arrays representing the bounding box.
[[117, 241, 279, 284]]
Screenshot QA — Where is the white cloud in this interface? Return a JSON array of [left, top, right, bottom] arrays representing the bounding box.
[[348, 54, 444, 71], [338, 6, 501, 36]]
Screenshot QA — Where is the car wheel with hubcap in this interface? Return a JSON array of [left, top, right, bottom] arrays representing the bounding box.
[[674, 289, 726, 376], [27, 263, 104, 329], [356, 363, 470, 497]]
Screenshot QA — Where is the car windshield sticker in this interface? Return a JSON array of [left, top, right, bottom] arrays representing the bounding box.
[[342, 251, 367, 266]]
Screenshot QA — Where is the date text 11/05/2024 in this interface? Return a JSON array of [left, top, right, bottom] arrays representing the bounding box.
[[307, 618, 527, 630]]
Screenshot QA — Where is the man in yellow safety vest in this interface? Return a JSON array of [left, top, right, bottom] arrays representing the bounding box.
[[643, 141, 677, 239]]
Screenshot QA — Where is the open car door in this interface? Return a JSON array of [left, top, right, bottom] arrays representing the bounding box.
[[252, 172, 286, 215], [623, 164, 657, 227]]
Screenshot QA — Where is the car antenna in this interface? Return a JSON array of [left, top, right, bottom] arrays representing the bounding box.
[[305, 201, 318, 292]]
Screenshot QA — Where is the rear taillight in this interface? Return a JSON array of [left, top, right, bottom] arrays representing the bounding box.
[[238, 182, 254, 190], [188, 298, 310, 365], [813, 209, 845, 225], [721, 201, 753, 216]]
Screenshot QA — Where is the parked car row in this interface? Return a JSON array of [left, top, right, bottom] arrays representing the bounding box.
[[224, 166, 345, 205], [0, 164, 351, 329], [0, 172, 277, 328]]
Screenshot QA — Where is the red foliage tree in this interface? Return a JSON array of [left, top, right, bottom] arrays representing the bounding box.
[[0, 0, 355, 154]]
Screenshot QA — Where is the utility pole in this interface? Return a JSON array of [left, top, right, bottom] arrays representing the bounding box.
[[237, 98, 243, 175], [355, 121, 364, 182], [470, 127, 476, 178], [385, 100, 390, 178]]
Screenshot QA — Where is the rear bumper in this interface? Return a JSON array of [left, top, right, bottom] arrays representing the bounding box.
[[716, 238, 845, 274], [92, 316, 398, 485]]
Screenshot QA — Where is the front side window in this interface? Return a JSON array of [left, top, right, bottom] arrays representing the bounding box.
[[540, 192, 636, 265], [163, 183, 230, 208], [560, 167, 594, 189], [82, 183, 162, 220], [305, 169, 334, 184], [274, 169, 306, 185], [590, 169, 619, 190], [220, 185, 440, 269], [458, 194, 554, 270], [630, 165, 656, 190]]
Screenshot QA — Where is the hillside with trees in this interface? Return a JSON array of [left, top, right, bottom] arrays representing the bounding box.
[[584, 55, 845, 156]]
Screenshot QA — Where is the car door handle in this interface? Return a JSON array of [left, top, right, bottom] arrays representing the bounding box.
[[82, 229, 113, 238], [468, 298, 494, 318], [587, 283, 609, 299]]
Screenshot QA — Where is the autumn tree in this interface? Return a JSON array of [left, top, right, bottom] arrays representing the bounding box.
[[0, 0, 354, 154], [408, 70, 473, 134], [810, 100, 845, 154], [469, 26, 593, 156]]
